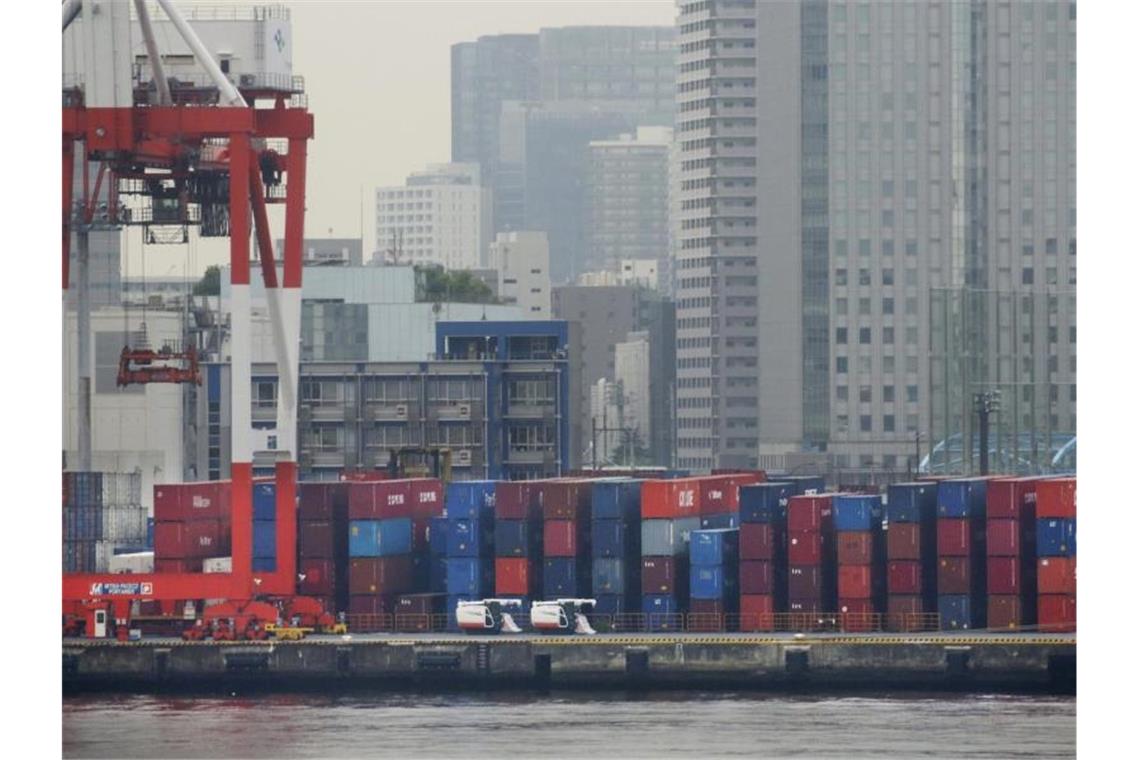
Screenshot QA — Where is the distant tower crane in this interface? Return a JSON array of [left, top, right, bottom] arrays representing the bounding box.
[[62, 0, 313, 636]]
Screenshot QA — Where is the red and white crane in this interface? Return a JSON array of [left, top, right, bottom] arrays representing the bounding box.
[[62, 0, 312, 638]]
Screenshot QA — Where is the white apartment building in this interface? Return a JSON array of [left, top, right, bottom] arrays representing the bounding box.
[[375, 163, 491, 270], [488, 231, 552, 318], [615, 331, 652, 444]]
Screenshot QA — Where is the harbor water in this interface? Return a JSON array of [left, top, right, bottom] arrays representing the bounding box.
[[63, 691, 1075, 758]]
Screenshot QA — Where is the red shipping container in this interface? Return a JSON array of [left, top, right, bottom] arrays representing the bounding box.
[[154, 520, 228, 559], [298, 482, 347, 522], [348, 480, 413, 520], [697, 476, 736, 515], [739, 523, 774, 560], [987, 595, 1023, 629], [788, 565, 822, 599], [838, 598, 877, 631], [543, 520, 578, 557], [395, 593, 445, 615], [937, 519, 971, 557], [298, 558, 336, 596], [838, 598, 876, 615], [410, 479, 444, 519], [740, 594, 775, 631], [740, 560, 774, 595], [154, 559, 196, 574], [937, 556, 972, 595], [154, 481, 231, 522], [348, 594, 394, 616], [787, 530, 823, 565], [1037, 594, 1076, 632], [539, 481, 591, 520], [986, 519, 1020, 556], [787, 495, 833, 532], [641, 556, 679, 595], [987, 556, 1020, 595], [1038, 557, 1076, 595], [641, 479, 699, 519], [886, 594, 925, 630], [887, 522, 921, 560], [838, 565, 872, 599], [494, 481, 533, 520], [837, 531, 873, 565], [495, 558, 532, 595], [689, 599, 725, 616], [299, 521, 335, 558], [788, 599, 823, 614], [887, 560, 921, 595], [986, 477, 1039, 520], [1036, 478, 1076, 519], [348, 556, 413, 595]]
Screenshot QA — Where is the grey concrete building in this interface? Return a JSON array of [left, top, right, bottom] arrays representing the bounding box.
[[673, 0, 1076, 476], [274, 238, 364, 267], [586, 127, 673, 275]]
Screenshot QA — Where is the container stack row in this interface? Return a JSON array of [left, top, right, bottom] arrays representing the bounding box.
[[935, 478, 988, 629], [834, 494, 884, 631], [786, 493, 837, 616], [494, 481, 541, 606], [1035, 478, 1076, 632], [884, 482, 938, 629], [153, 481, 232, 573], [738, 482, 793, 630], [296, 482, 350, 615], [690, 528, 740, 625], [445, 481, 496, 629], [985, 477, 1039, 628], [252, 482, 277, 573], [63, 471, 148, 573], [541, 480, 592, 600], [640, 479, 701, 629], [346, 480, 416, 616], [591, 480, 643, 619]]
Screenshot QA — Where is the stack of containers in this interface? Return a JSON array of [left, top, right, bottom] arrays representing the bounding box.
[[409, 479, 445, 595], [985, 477, 1040, 629], [689, 528, 740, 627], [786, 493, 837, 617], [738, 482, 794, 631], [833, 494, 885, 631], [63, 472, 147, 572], [153, 481, 233, 573], [252, 482, 277, 572], [640, 479, 701, 629], [297, 482, 350, 613], [540, 480, 592, 600], [935, 478, 989, 629], [591, 480, 643, 621], [699, 473, 765, 529], [1035, 478, 1076, 632], [494, 481, 541, 609], [428, 515, 449, 594], [445, 480, 496, 629], [885, 482, 939, 629], [347, 479, 415, 617]]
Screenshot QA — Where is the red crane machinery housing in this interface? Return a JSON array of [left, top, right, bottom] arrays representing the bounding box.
[[62, 0, 312, 639]]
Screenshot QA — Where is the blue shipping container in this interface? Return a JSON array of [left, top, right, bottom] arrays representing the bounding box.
[[833, 494, 881, 531], [592, 519, 628, 558], [1036, 518, 1076, 557], [592, 558, 626, 595], [700, 513, 739, 530], [494, 520, 531, 557], [252, 557, 277, 572], [253, 483, 276, 521], [593, 594, 628, 617], [348, 518, 413, 557], [739, 483, 793, 524], [542, 558, 579, 597], [591, 480, 641, 521], [445, 481, 496, 520], [642, 595, 682, 630], [446, 558, 493, 596], [763, 475, 826, 496], [937, 478, 989, 519], [886, 482, 937, 523], [429, 517, 449, 556], [690, 529, 740, 567], [690, 564, 737, 600], [447, 518, 490, 557], [938, 594, 975, 630], [253, 519, 276, 559], [429, 556, 449, 593]]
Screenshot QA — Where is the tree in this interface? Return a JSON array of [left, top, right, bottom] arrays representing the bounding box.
[[416, 264, 497, 304], [615, 427, 653, 467], [193, 265, 221, 296]]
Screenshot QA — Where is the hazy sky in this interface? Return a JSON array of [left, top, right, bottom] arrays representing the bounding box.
[[127, 0, 675, 278]]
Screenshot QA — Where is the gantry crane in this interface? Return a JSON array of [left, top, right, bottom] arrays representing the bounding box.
[[62, 0, 314, 639]]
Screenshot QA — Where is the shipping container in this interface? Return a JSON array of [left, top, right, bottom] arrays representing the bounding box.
[[494, 520, 533, 558], [592, 558, 627, 595], [154, 558, 197, 574], [987, 594, 1023, 629], [252, 557, 276, 572], [696, 475, 738, 516], [885, 482, 937, 523], [739, 594, 775, 631], [689, 599, 726, 617], [838, 598, 877, 631], [1036, 478, 1076, 519], [445, 480, 496, 520], [837, 531, 873, 565], [887, 560, 922, 595], [593, 594, 629, 617], [739, 523, 775, 560], [641, 556, 687, 596], [1038, 557, 1077, 595], [493, 481, 533, 520], [429, 556, 448, 594], [985, 477, 1040, 520], [700, 513, 739, 530], [1037, 594, 1076, 632], [252, 519, 276, 559], [641, 479, 700, 520], [766, 475, 826, 496], [690, 528, 740, 567], [787, 599, 823, 614], [641, 517, 700, 557], [833, 494, 880, 531], [936, 519, 972, 557], [591, 480, 642, 521], [428, 517, 448, 556], [538, 481, 591, 521], [938, 595, 977, 629], [986, 556, 1021, 595], [690, 564, 737, 600], [936, 478, 989, 519], [739, 560, 774, 595], [348, 480, 413, 520], [154, 520, 228, 559], [298, 558, 336, 596], [787, 494, 834, 533], [108, 551, 154, 575], [542, 557, 582, 597], [886, 594, 924, 619], [154, 481, 231, 522], [445, 557, 494, 596], [299, 521, 335, 558], [543, 520, 578, 557], [787, 530, 823, 565], [1036, 518, 1076, 557], [936, 556, 973, 595], [410, 479, 444, 519], [444, 518, 491, 557], [348, 556, 414, 595], [642, 594, 680, 628], [886, 522, 921, 560], [986, 519, 1020, 557], [298, 481, 348, 522], [788, 565, 823, 599], [348, 518, 413, 557], [494, 557, 533, 595], [837, 565, 872, 599], [739, 482, 793, 524], [592, 519, 631, 558], [348, 594, 394, 616], [253, 483, 276, 521]]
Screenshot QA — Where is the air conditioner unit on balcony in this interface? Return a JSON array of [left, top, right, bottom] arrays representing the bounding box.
[[456, 404, 471, 420], [239, 74, 257, 87], [456, 449, 472, 466], [395, 404, 408, 420]]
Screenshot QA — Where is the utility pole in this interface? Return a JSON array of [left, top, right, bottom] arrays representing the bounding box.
[[974, 390, 1001, 475]]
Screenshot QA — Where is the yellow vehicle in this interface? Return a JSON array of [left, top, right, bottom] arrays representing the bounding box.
[[264, 622, 314, 641]]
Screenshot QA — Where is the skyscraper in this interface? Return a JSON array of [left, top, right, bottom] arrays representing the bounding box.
[[673, 0, 1076, 475]]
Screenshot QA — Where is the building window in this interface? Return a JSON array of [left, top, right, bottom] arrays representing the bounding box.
[[860, 415, 872, 432], [837, 327, 848, 344], [883, 326, 895, 344], [1022, 268, 1035, 285], [883, 415, 896, 433], [859, 385, 872, 403], [837, 385, 848, 401], [883, 385, 895, 403], [906, 385, 918, 403], [859, 327, 871, 344], [837, 357, 848, 374], [883, 297, 895, 315]]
